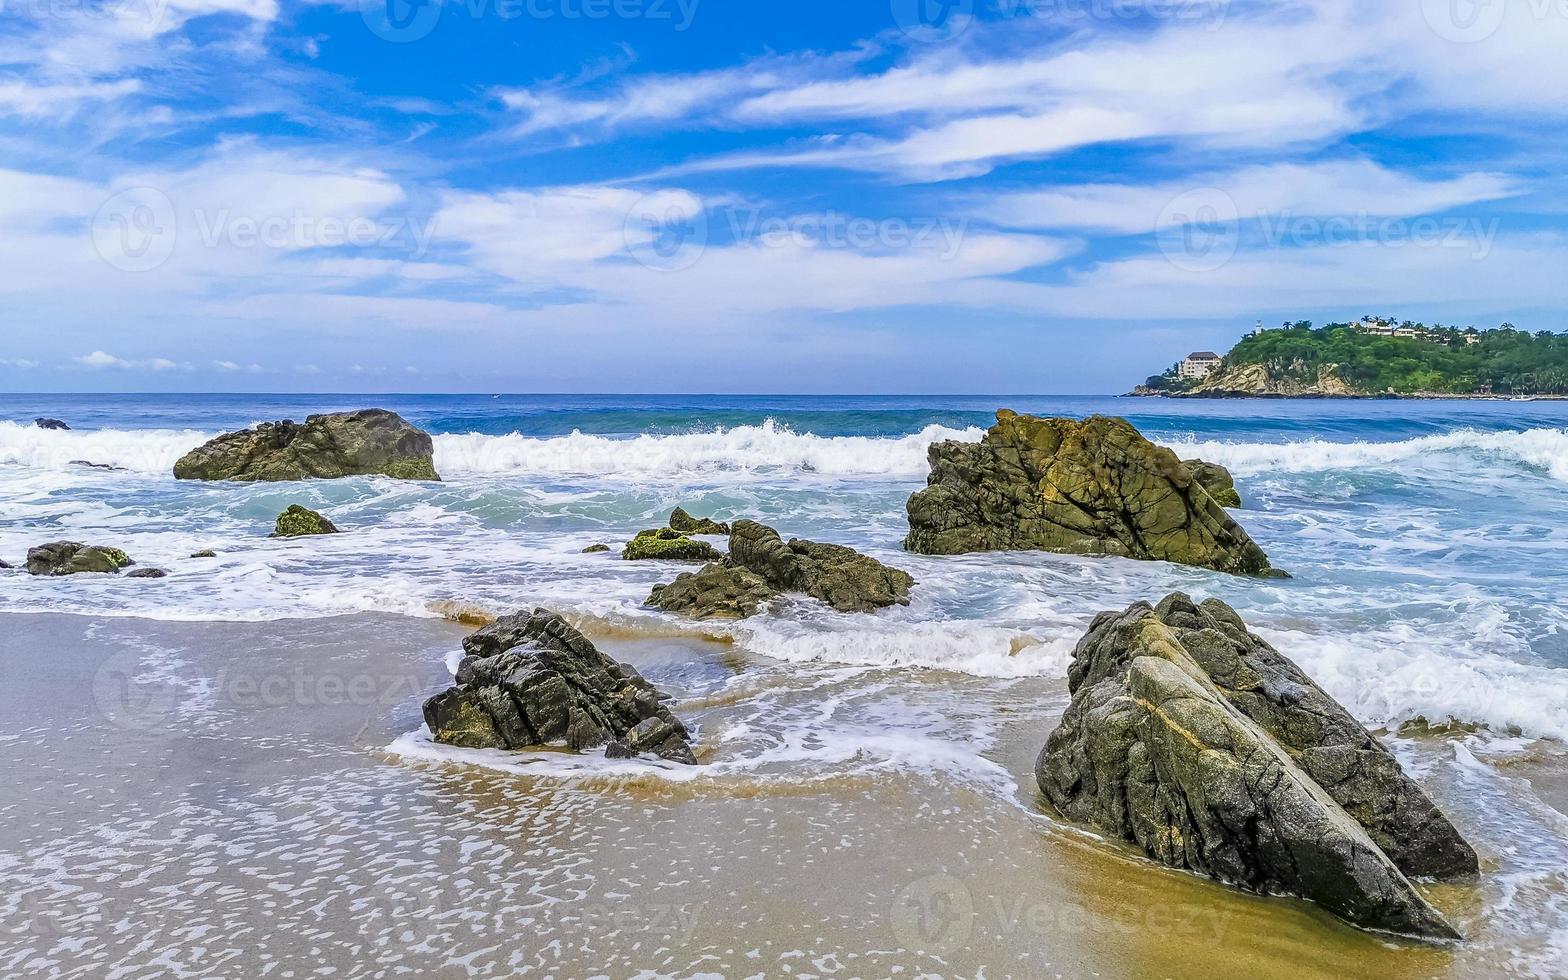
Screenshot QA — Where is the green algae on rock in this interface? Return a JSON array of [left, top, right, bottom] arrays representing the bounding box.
[[668, 507, 731, 536], [1182, 458, 1243, 508], [905, 411, 1278, 576], [622, 528, 723, 562], [272, 505, 339, 538], [173, 409, 440, 482], [25, 542, 135, 575], [647, 562, 777, 620]]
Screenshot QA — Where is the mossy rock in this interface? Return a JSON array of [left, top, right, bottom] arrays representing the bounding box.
[[272, 505, 340, 538], [622, 528, 723, 562], [173, 409, 441, 482], [582, 544, 612, 554], [25, 542, 135, 575], [190, 550, 218, 559]]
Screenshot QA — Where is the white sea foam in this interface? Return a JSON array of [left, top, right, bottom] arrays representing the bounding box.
[[430, 421, 984, 478], [0, 421, 215, 474], [1163, 426, 1568, 481]]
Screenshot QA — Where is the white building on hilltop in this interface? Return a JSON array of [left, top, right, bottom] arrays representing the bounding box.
[[1178, 351, 1222, 381]]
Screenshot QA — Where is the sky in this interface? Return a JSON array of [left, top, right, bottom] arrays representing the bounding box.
[[2, 0, 1566, 393]]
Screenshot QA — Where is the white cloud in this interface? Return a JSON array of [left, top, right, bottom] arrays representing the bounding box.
[[75, 350, 187, 371], [0, 358, 40, 369], [979, 161, 1522, 234]]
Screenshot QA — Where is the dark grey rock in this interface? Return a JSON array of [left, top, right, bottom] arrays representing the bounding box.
[[1036, 594, 1472, 940], [424, 608, 696, 765], [647, 562, 778, 620], [669, 507, 731, 536], [69, 460, 125, 472], [34, 418, 69, 430], [728, 520, 913, 614], [126, 568, 168, 579]]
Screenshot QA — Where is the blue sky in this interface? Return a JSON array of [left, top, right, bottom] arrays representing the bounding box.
[[2, 0, 1566, 393]]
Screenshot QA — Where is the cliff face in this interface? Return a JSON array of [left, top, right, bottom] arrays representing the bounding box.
[[1184, 362, 1363, 398]]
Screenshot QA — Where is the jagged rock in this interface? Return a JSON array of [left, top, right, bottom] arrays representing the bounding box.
[[1036, 594, 1472, 940], [669, 506, 731, 536], [190, 550, 218, 559], [1183, 459, 1242, 508], [26, 542, 135, 576], [904, 411, 1279, 576], [69, 460, 125, 472], [34, 418, 69, 430], [423, 608, 696, 764], [728, 520, 914, 614], [622, 528, 723, 562], [582, 544, 611, 554], [126, 568, 168, 579], [271, 505, 339, 538], [0, 559, 13, 570], [173, 409, 440, 482], [647, 562, 778, 620]]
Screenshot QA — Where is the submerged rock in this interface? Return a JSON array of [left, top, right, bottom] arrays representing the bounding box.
[[905, 411, 1278, 576], [1183, 458, 1242, 508], [272, 505, 339, 538], [424, 608, 697, 764], [581, 544, 612, 554], [173, 409, 440, 482], [69, 460, 125, 472], [622, 528, 724, 562], [26, 542, 135, 576], [126, 567, 168, 579], [647, 562, 777, 620], [669, 507, 731, 536], [1036, 594, 1473, 940], [728, 520, 914, 614], [34, 417, 69, 430], [190, 550, 218, 559]]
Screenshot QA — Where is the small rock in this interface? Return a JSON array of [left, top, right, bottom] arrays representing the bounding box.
[[648, 562, 778, 620], [669, 506, 731, 536], [728, 520, 913, 614], [69, 460, 125, 472], [126, 568, 168, 579], [622, 528, 723, 562], [26, 542, 135, 576], [271, 505, 339, 538], [423, 608, 697, 764], [581, 544, 611, 554], [189, 550, 218, 559], [34, 418, 69, 430], [1182, 458, 1242, 508]]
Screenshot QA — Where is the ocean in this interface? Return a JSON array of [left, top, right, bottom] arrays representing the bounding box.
[[2, 393, 1567, 977]]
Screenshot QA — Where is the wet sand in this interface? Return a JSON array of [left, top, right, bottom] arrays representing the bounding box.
[[1, 611, 1562, 979]]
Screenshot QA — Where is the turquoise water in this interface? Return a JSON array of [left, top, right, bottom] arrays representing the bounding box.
[[3, 393, 1568, 729]]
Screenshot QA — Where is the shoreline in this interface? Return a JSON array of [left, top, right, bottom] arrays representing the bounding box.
[[1126, 389, 1568, 401]]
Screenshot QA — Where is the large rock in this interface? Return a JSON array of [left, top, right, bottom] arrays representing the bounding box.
[[648, 562, 777, 620], [728, 520, 914, 614], [424, 609, 696, 764], [905, 411, 1278, 576], [1036, 594, 1472, 940], [272, 505, 339, 538], [1183, 459, 1242, 508], [173, 409, 440, 482], [622, 528, 723, 562], [34, 417, 69, 430], [669, 507, 731, 536], [26, 542, 135, 575]]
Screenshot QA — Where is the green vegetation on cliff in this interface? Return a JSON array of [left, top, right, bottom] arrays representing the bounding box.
[[1153, 320, 1568, 395]]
